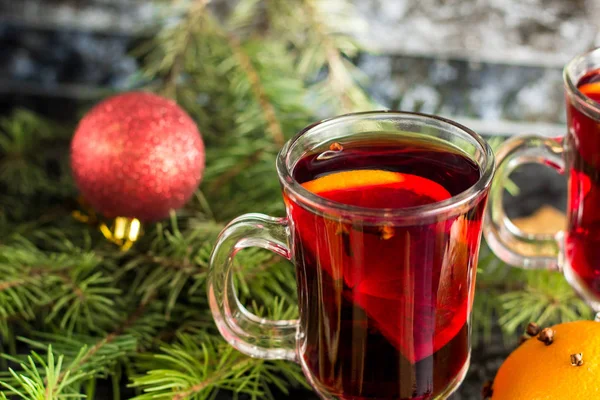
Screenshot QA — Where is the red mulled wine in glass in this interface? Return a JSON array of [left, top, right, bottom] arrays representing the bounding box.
[[291, 141, 485, 399], [485, 48, 600, 312], [565, 69, 600, 302], [208, 112, 494, 399]]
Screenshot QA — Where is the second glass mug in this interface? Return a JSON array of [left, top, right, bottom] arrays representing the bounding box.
[[484, 47, 600, 312], [207, 112, 495, 400]]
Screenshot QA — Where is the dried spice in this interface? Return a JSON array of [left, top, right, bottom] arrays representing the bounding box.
[[537, 328, 555, 346], [570, 353, 584, 366], [329, 142, 343, 151], [379, 225, 395, 240], [526, 322, 541, 337], [481, 380, 493, 399]]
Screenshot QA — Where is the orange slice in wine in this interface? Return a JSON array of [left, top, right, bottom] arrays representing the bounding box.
[[579, 82, 600, 98], [295, 170, 464, 363], [301, 169, 451, 205]]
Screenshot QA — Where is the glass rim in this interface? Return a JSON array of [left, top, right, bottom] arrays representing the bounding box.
[[276, 110, 495, 220], [564, 47, 600, 118]]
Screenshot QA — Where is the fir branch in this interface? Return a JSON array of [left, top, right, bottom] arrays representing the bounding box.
[[486, 136, 519, 196], [162, 0, 210, 98], [224, 33, 285, 146], [123, 217, 214, 317], [141, 301, 214, 354], [46, 297, 148, 382], [45, 270, 121, 335], [0, 296, 152, 397], [141, 255, 199, 274], [134, 309, 203, 353], [302, 0, 355, 112], [0, 241, 104, 337], [0, 280, 28, 292], [267, 0, 373, 113], [498, 270, 592, 335], [0, 346, 86, 400], [118, 296, 157, 337], [130, 333, 306, 400], [0, 109, 73, 197], [232, 250, 297, 307], [170, 360, 242, 400], [206, 140, 267, 193], [0, 332, 137, 399], [241, 254, 282, 281], [472, 245, 511, 343]]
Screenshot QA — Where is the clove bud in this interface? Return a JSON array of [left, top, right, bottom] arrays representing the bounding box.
[[537, 328, 555, 346], [481, 380, 493, 399], [526, 322, 541, 337], [570, 353, 584, 367]]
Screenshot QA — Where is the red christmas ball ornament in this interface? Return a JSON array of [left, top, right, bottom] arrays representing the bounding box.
[[70, 91, 205, 223]]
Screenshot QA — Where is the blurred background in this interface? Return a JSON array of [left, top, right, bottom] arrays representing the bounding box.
[[0, 1, 598, 398], [1, 0, 598, 131], [0, 0, 598, 124]]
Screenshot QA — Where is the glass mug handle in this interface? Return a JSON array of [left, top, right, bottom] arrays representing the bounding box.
[[484, 135, 565, 270], [207, 213, 298, 361]]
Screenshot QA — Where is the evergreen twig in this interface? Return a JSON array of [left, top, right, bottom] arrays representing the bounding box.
[[225, 33, 285, 146], [162, 0, 210, 98]]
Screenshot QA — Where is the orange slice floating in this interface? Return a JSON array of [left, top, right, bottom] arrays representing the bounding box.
[[293, 170, 474, 363], [579, 82, 600, 98], [303, 170, 406, 193], [301, 169, 451, 204]]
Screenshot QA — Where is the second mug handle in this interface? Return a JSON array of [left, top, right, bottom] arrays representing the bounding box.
[[484, 135, 565, 270]]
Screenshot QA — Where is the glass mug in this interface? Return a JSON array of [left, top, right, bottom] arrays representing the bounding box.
[[484, 48, 600, 312], [208, 112, 495, 400]]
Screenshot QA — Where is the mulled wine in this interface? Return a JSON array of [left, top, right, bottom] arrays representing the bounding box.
[[287, 138, 486, 400], [566, 68, 600, 299]]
